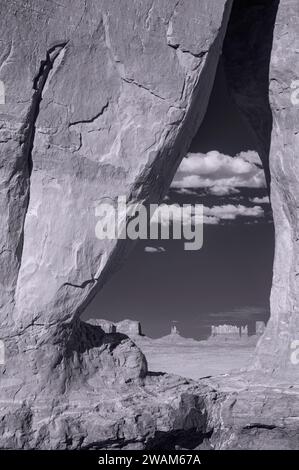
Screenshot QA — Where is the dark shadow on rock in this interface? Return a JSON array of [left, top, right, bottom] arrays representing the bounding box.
[[66, 320, 130, 356], [147, 371, 166, 377], [222, 0, 280, 190]]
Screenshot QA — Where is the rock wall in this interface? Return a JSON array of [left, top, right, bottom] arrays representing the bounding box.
[[222, 0, 279, 188], [223, 0, 299, 379], [0, 0, 233, 398], [255, 0, 299, 378]]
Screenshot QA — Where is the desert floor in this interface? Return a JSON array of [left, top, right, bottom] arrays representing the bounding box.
[[134, 334, 258, 379]]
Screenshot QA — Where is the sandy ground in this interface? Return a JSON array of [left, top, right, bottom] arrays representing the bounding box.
[[134, 334, 258, 380]]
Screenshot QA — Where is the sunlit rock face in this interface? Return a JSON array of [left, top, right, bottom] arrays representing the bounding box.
[[223, 0, 299, 380], [255, 0, 299, 379], [0, 0, 232, 404]]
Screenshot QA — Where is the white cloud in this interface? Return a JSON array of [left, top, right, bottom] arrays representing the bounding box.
[[150, 203, 264, 227], [171, 150, 266, 194], [172, 188, 198, 196], [239, 150, 262, 166], [209, 186, 240, 196], [144, 246, 166, 253], [151, 204, 195, 226], [205, 204, 264, 221], [203, 215, 219, 225], [250, 196, 270, 204]]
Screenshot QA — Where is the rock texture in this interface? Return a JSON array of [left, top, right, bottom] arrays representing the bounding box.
[[87, 318, 142, 336], [255, 0, 299, 380], [87, 318, 116, 333], [0, 372, 297, 450], [0, 0, 232, 396], [223, 0, 299, 380], [0, 0, 233, 383], [206, 374, 299, 450], [0, 374, 217, 450]]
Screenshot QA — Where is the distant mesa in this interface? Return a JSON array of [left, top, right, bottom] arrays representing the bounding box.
[[171, 324, 180, 335], [209, 321, 266, 341], [116, 319, 142, 336], [87, 318, 142, 337], [211, 324, 248, 337], [86, 319, 266, 343]]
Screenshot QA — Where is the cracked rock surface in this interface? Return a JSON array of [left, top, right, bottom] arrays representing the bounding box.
[[0, 0, 231, 343], [223, 0, 299, 381], [0, 0, 234, 446]]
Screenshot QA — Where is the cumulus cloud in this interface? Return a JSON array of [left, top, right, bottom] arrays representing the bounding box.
[[203, 215, 219, 225], [250, 196, 270, 204], [144, 246, 166, 253], [171, 150, 266, 195], [209, 186, 240, 196], [151, 204, 196, 226], [150, 203, 264, 227], [172, 188, 198, 196], [204, 204, 264, 222]]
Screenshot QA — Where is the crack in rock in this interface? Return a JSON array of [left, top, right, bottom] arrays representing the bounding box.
[[243, 423, 277, 430], [69, 101, 110, 127], [23, 42, 68, 176], [121, 77, 166, 101], [63, 279, 98, 289], [16, 43, 68, 282]]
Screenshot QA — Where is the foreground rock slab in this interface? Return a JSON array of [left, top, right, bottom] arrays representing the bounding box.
[[0, 374, 214, 450], [206, 374, 299, 450], [0, 371, 297, 450]]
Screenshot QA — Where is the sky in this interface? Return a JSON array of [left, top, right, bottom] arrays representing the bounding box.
[[83, 57, 274, 340]]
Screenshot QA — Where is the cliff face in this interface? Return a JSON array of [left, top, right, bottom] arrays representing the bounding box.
[[223, 0, 299, 380], [0, 0, 232, 400], [0, 0, 298, 450], [255, 0, 299, 379]]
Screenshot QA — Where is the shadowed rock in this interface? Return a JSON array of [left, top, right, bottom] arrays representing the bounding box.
[[223, 0, 299, 380]]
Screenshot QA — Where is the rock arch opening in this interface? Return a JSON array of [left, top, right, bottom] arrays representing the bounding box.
[[82, 0, 279, 379], [83, 57, 274, 379]]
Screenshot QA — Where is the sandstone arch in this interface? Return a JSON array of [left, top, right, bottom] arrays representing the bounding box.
[[0, 0, 233, 395]]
